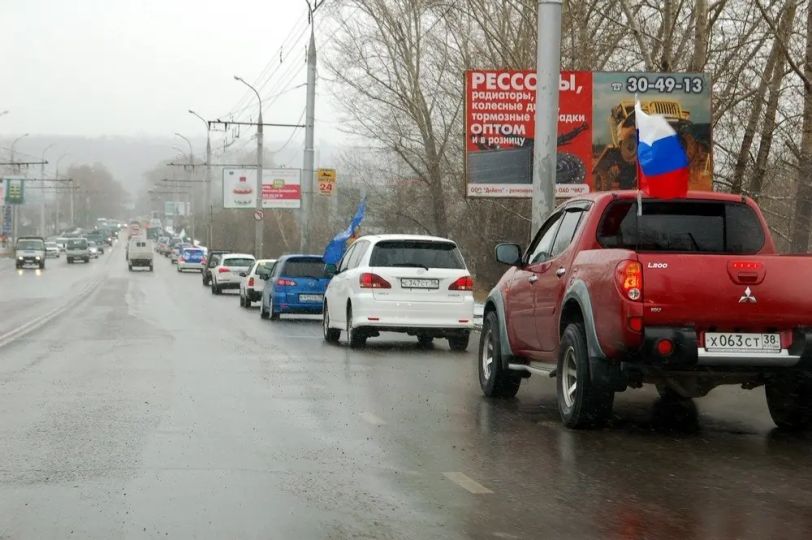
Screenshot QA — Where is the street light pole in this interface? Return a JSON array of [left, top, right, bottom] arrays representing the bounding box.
[[9, 133, 29, 243], [40, 143, 56, 236], [301, 1, 322, 253], [174, 133, 196, 243], [54, 153, 69, 230], [189, 110, 212, 249], [234, 75, 264, 259], [530, 0, 563, 238]]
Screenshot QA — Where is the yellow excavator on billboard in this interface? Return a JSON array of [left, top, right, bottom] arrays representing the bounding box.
[[592, 99, 712, 191]]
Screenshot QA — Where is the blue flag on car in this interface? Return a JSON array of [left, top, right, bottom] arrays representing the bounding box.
[[323, 198, 367, 265]]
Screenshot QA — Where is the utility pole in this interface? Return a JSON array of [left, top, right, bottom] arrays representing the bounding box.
[[234, 75, 264, 258], [40, 144, 55, 236], [10, 133, 29, 243], [301, 0, 323, 253], [174, 133, 196, 243], [530, 0, 563, 238], [70, 185, 75, 227], [189, 110, 212, 248], [55, 153, 70, 231]]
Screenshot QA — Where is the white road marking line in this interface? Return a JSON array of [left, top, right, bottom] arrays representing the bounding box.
[[443, 472, 493, 494], [360, 412, 387, 426], [0, 278, 102, 350]]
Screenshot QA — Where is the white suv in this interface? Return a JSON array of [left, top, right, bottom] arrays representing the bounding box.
[[239, 259, 276, 308], [210, 253, 256, 295], [323, 235, 475, 350]]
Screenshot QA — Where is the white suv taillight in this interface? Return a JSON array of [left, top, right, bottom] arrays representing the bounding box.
[[449, 276, 473, 291], [359, 273, 391, 289]]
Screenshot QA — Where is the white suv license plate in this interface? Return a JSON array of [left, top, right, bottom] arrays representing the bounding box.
[[705, 332, 781, 353], [299, 294, 323, 303], [401, 278, 439, 289]]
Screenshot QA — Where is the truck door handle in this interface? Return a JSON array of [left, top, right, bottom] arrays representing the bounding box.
[[556, 267, 566, 278], [528, 275, 538, 284]]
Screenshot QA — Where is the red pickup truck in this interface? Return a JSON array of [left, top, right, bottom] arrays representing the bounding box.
[[480, 191, 812, 429]]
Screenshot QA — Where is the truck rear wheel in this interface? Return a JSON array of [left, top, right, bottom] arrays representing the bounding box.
[[766, 373, 812, 431], [478, 312, 521, 398], [557, 323, 614, 429]]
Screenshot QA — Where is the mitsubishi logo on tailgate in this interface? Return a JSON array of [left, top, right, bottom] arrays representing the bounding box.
[[739, 287, 757, 304]]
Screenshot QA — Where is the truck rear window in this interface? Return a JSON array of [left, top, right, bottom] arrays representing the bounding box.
[[597, 200, 765, 254]]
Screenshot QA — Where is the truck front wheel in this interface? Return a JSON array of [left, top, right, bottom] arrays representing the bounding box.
[[557, 323, 614, 429], [478, 312, 521, 398], [766, 373, 812, 431]]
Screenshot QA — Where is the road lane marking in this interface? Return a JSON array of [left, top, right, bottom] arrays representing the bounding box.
[[443, 472, 493, 494], [0, 278, 103, 350], [360, 412, 387, 426]]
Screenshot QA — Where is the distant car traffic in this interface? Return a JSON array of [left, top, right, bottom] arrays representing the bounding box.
[[45, 241, 60, 259], [170, 243, 191, 264], [322, 235, 474, 350], [66, 238, 90, 264], [15, 237, 47, 269], [260, 255, 330, 320], [239, 258, 276, 308], [202, 250, 230, 286], [177, 247, 205, 272], [88, 241, 100, 259], [156, 236, 170, 255], [210, 253, 256, 295], [127, 237, 154, 271]]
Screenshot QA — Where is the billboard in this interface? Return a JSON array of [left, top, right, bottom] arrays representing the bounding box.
[[163, 201, 189, 216], [465, 70, 712, 198], [223, 168, 301, 209], [3, 177, 25, 205]]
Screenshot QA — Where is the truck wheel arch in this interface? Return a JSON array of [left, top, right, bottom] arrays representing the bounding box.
[[561, 280, 604, 360], [484, 291, 515, 369]]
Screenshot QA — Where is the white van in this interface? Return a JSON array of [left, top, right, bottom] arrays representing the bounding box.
[[127, 238, 154, 271]]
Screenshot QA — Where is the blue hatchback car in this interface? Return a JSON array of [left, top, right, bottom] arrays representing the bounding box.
[[259, 255, 331, 320]]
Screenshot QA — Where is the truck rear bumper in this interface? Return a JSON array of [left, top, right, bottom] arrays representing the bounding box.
[[636, 327, 812, 369]]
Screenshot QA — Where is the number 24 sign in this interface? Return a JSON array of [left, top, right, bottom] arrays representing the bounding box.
[[317, 168, 336, 197]]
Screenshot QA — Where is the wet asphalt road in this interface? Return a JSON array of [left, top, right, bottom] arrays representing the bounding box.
[[1, 242, 812, 539]]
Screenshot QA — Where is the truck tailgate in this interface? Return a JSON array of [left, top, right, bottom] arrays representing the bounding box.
[[638, 254, 812, 330]]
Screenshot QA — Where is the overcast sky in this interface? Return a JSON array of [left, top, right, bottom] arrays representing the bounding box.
[[0, 0, 343, 144]]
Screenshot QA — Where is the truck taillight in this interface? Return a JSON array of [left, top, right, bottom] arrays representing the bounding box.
[[617, 260, 642, 301], [449, 276, 474, 291], [360, 273, 391, 289]]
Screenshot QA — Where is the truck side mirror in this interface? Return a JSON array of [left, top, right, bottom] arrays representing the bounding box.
[[495, 243, 522, 266]]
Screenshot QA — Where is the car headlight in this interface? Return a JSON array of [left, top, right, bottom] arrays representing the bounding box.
[[17, 256, 23, 260], [35, 256, 41, 260]]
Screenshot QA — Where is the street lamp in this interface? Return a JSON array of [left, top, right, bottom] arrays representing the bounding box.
[[189, 109, 213, 249], [55, 153, 70, 178], [8, 133, 28, 244], [234, 74, 264, 258], [53, 153, 70, 230], [10, 133, 29, 164], [40, 143, 56, 236], [172, 134, 195, 242]]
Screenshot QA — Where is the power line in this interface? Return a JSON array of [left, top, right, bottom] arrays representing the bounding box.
[[221, 12, 311, 119]]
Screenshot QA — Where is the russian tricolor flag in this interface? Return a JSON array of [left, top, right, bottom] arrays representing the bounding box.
[[635, 101, 689, 199]]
